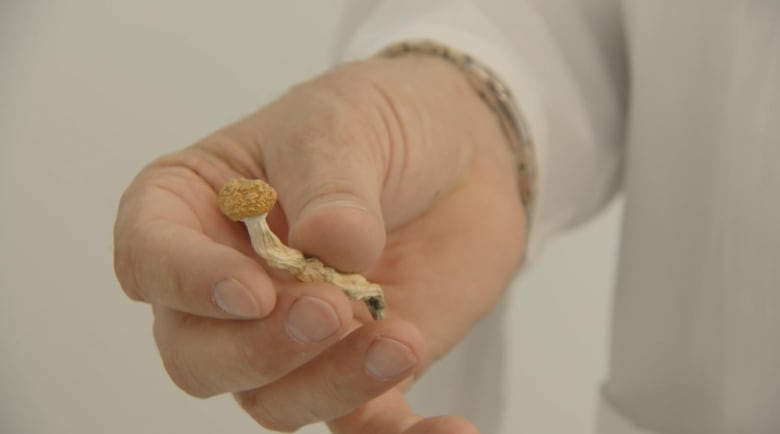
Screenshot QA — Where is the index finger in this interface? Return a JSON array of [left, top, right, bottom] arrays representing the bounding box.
[[114, 162, 277, 319]]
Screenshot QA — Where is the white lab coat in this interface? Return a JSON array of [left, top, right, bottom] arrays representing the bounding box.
[[339, 1, 780, 433]]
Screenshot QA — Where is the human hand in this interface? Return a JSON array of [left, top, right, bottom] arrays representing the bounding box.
[[114, 55, 526, 434]]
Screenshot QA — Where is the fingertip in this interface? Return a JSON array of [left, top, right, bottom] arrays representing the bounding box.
[[279, 281, 355, 341], [243, 269, 279, 319], [213, 273, 277, 319], [207, 248, 280, 319], [289, 202, 386, 273], [361, 319, 426, 382]]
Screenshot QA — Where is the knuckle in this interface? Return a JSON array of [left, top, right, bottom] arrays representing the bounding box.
[[114, 180, 149, 300], [162, 346, 210, 398], [155, 323, 212, 398], [319, 361, 345, 407], [315, 65, 405, 132], [237, 392, 297, 432], [128, 219, 185, 307], [125, 222, 154, 302], [113, 245, 142, 301], [293, 80, 379, 146], [235, 332, 277, 385], [113, 214, 143, 302]]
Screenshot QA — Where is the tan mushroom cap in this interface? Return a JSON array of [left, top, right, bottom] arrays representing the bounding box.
[[218, 178, 277, 221]]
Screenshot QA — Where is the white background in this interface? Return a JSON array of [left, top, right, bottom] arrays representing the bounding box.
[[0, 1, 622, 433]]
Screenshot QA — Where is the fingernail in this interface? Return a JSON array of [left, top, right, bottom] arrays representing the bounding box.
[[286, 296, 340, 343], [364, 337, 418, 381], [213, 279, 261, 318]]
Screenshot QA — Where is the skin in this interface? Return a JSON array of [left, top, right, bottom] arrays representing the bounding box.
[[113, 55, 527, 434]]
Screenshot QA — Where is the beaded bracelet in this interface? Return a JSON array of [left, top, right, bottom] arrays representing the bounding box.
[[378, 39, 537, 218]]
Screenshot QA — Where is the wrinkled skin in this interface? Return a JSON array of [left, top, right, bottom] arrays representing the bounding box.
[[114, 56, 526, 434]]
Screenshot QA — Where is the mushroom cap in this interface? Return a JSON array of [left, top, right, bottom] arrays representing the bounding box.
[[218, 178, 277, 221]]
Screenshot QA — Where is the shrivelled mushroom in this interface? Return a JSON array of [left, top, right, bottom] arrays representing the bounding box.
[[218, 178, 386, 320]]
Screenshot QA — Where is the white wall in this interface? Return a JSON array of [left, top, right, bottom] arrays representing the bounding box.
[[0, 2, 622, 433]]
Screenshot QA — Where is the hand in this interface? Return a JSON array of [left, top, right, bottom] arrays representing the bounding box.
[[114, 55, 527, 434]]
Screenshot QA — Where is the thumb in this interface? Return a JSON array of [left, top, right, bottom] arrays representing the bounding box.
[[328, 388, 480, 434], [258, 58, 478, 272], [264, 133, 387, 273]]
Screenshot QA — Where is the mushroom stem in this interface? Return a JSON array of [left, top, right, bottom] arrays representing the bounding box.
[[218, 178, 385, 320], [243, 215, 385, 320]]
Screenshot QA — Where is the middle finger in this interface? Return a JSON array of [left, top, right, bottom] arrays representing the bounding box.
[[153, 281, 354, 398]]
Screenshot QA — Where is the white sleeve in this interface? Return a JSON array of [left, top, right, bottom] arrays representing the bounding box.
[[335, 0, 628, 259]]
